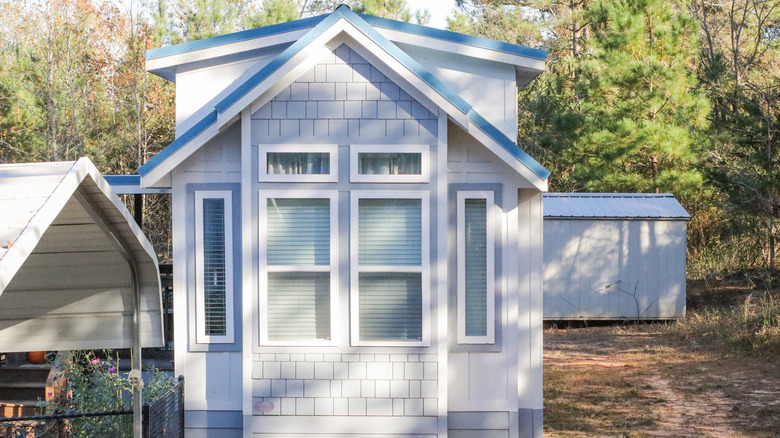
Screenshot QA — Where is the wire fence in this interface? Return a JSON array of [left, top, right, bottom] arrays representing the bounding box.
[[0, 410, 131, 438], [0, 376, 184, 438], [143, 376, 184, 438]]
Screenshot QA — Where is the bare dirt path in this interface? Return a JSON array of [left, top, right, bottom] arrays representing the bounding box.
[[543, 325, 780, 437]]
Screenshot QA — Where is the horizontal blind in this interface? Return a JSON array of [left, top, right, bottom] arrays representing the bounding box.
[[202, 198, 227, 336], [359, 272, 422, 341], [464, 199, 488, 336], [358, 198, 421, 266], [267, 272, 330, 340], [266, 198, 330, 265]]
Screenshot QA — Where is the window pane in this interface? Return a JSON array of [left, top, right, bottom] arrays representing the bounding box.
[[358, 198, 421, 266], [359, 272, 422, 341], [268, 272, 330, 340], [464, 199, 488, 336], [267, 198, 330, 265], [203, 198, 227, 336], [358, 153, 421, 175], [267, 152, 330, 175]]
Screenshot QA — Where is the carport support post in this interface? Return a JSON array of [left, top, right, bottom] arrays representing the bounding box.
[[71, 190, 146, 438], [132, 263, 143, 438]]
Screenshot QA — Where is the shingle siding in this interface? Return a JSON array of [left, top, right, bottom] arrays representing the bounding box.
[[251, 44, 437, 141], [251, 354, 439, 417]]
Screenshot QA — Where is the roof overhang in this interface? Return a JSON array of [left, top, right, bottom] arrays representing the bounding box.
[[0, 158, 163, 352], [139, 6, 549, 191]]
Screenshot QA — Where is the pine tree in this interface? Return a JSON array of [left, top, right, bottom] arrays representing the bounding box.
[[568, 0, 710, 195]]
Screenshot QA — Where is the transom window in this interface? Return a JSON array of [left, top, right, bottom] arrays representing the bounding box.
[[350, 145, 429, 183], [259, 145, 338, 182]]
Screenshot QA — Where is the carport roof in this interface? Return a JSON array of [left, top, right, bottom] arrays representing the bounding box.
[[0, 158, 163, 352]]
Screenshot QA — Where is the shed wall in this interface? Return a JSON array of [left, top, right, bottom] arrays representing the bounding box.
[[543, 219, 686, 320]]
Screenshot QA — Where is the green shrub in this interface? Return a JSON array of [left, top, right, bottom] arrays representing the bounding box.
[[40, 350, 175, 437]]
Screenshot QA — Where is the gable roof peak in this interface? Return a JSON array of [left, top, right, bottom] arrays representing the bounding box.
[[140, 7, 549, 189]]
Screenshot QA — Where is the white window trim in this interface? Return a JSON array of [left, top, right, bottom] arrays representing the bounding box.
[[258, 190, 338, 346], [194, 190, 235, 344], [457, 191, 496, 344], [350, 145, 429, 183], [350, 191, 430, 346], [259, 144, 338, 182]]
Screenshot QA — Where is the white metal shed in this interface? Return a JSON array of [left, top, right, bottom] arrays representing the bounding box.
[[0, 158, 163, 352], [543, 193, 690, 320]]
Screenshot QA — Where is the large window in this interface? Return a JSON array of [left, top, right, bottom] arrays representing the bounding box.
[[457, 191, 495, 344], [350, 192, 430, 346], [259, 192, 337, 345], [195, 191, 234, 344]]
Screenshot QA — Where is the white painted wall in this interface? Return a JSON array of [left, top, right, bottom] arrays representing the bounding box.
[[543, 219, 687, 319], [403, 44, 518, 140]]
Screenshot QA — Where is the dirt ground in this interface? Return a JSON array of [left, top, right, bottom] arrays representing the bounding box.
[[543, 324, 780, 437]]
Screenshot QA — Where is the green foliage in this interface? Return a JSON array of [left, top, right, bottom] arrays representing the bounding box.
[[246, 0, 301, 28], [566, 0, 709, 196], [41, 350, 175, 437], [349, 0, 430, 24]]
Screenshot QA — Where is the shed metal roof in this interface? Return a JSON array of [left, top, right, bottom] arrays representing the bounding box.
[[0, 158, 163, 352], [543, 193, 690, 220]]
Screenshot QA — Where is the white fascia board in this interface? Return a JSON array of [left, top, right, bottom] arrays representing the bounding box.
[[216, 20, 350, 128], [230, 19, 472, 131], [145, 28, 310, 81], [375, 27, 546, 73], [139, 120, 221, 188], [467, 123, 548, 191]]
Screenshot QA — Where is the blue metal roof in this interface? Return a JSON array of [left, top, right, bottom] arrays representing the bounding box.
[[145, 15, 326, 60], [356, 13, 547, 61], [139, 5, 549, 182], [543, 193, 690, 219]]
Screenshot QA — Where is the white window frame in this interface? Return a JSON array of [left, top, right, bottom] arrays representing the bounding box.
[[258, 191, 338, 346], [194, 191, 235, 344], [349, 145, 429, 183], [259, 144, 338, 182], [350, 191, 430, 346], [457, 191, 496, 344]]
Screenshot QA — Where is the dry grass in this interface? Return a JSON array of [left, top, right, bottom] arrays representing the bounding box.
[[544, 281, 780, 437]]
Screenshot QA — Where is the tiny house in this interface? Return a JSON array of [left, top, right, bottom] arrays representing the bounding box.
[[140, 5, 548, 438], [543, 193, 689, 320]]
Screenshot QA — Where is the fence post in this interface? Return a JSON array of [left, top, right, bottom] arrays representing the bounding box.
[[142, 403, 150, 438], [178, 375, 185, 438]]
